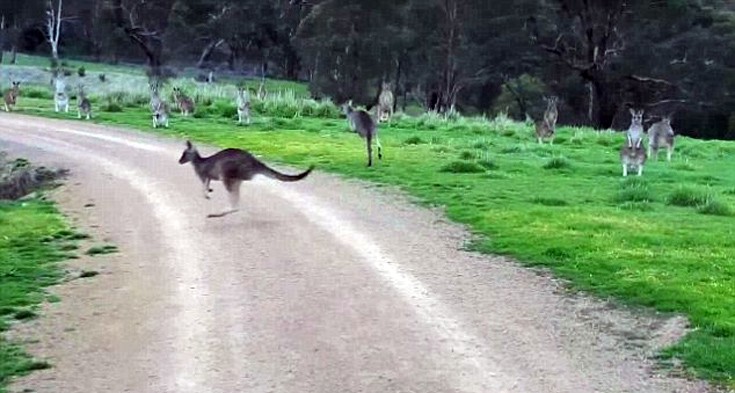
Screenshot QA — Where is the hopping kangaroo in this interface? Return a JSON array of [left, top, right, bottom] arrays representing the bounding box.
[[647, 115, 676, 162], [179, 140, 314, 218], [535, 96, 558, 144], [3, 81, 20, 112], [620, 109, 647, 176], [77, 85, 92, 120], [377, 81, 395, 123], [53, 77, 69, 113], [626, 108, 645, 148], [236, 87, 251, 125], [172, 87, 195, 116], [342, 101, 383, 167]]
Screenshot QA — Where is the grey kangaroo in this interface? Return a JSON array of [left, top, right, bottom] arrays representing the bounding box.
[[178, 140, 314, 218], [377, 81, 395, 123], [342, 101, 383, 167], [77, 85, 92, 120], [626, 108, 645, 148], [535, 96, 558, 144], [647, 115, 676, 162]]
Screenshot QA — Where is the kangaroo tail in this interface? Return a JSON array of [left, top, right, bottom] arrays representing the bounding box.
[[259, 163, 315, 182]]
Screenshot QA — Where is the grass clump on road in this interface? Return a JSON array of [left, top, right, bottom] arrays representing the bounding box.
[[0, 199, 71, 391], [14, 89, 735, 387]]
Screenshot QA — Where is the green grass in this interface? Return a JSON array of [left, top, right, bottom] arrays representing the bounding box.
[[0, 199, 75, 391], [11, 88, 735, 387]]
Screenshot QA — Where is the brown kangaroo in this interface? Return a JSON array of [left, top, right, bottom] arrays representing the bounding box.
[[178, 141, 314, 218], [4, 81, 20, 112]]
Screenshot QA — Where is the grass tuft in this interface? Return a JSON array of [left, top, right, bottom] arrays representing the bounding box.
[[667, 187, 709, 207], [543, 156, 571, 170], [439, 161, 485, 174]]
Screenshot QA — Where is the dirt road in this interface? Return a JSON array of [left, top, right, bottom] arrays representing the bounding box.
[[0, 113, 716, 393]]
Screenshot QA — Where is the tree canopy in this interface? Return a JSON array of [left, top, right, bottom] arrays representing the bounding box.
[[1, 0, 734, 138]]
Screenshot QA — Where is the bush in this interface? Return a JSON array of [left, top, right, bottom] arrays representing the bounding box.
[[77, 66, 86, 77]]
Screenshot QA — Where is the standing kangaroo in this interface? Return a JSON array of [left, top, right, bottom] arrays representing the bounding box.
[[179, 140, 314, 218], [3, 81, 20, 112], [149, 80, 169, 128], [647, 115, 676, 162], [77, 85, 92, 120], [535, 96, 558, 144], [236, 87, 251, 125], [626, 108, 645, 149], [620, 109, 647, 176], [54, 77, 69, 113], [149, 79, 163, 113], [342, 101, 383, 167], [377, 81, 395, 123], [172, 87, 195, 116]]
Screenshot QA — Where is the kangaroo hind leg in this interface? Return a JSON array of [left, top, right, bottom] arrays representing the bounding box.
[[207, 178, 242, 218]]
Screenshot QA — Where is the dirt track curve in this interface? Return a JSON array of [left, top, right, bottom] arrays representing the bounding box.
[[0, 113, 717, 393]]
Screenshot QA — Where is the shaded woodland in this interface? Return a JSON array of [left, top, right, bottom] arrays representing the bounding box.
[[1, 0, 734, 139]]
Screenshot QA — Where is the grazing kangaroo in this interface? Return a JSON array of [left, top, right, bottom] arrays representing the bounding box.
[[626, 108, 645, 149], [535, 96, 559, 144], [3, 81, 20, 112], [53, 77, 69, 113], [172, 87, 195, 116], [179, 141, 314, 218], [236, 87, 251, 125], [342, 101, 383, 167], [377, 81, 395, 123], [77, 85, 92, 120], [647, 115, 676, 162]]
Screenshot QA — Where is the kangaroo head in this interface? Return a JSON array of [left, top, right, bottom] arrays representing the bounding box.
[[178, 140, 197, 164], [341, 100, 354, 115], [149, 80, 160, 95], [629, 108, 644, 126], [382, 81, 391, 91]]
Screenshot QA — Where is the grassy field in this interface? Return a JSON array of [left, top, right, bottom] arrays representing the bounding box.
[[11, 79, 735, 387], [1, 53, 310, 97], [0, 197, 81, 392]]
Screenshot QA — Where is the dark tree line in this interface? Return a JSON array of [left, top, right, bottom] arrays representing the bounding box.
[[1, 0, 734, 139]]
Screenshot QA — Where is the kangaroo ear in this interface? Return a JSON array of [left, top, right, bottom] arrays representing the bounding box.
[[185, 140, 192, 149], [629, 108, 636, 116]]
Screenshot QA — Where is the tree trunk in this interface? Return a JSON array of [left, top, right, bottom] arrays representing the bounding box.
[[10, 46, 16, 64], [196, 38, 224, 69], [591, 78, 618, 129], [393, 57, 402, 113]]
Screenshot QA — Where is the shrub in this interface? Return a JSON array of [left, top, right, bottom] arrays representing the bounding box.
[[77, 66, 86, 77]]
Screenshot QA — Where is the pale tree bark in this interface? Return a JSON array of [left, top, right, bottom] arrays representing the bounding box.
[[0, 15, 5, 64], [45, 0, 65, 63]]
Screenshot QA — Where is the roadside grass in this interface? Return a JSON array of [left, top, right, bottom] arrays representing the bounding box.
[[0, 199, 76, 392], [13, 91, 735, 387]]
